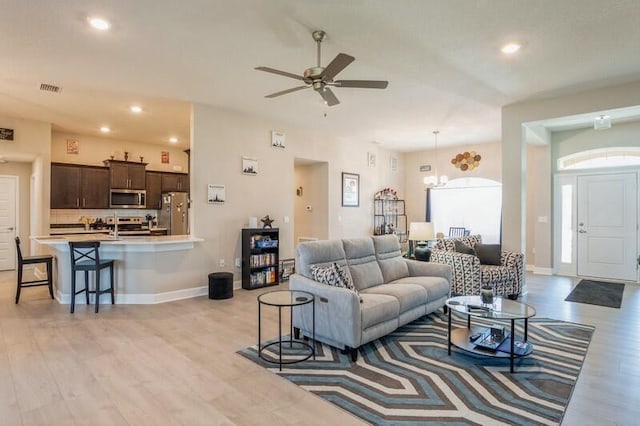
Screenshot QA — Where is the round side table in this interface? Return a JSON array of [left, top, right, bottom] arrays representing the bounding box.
[[257, 290, 315, 371]]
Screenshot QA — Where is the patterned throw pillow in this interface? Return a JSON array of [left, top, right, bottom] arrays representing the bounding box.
[[454, 240, 477, 256], [310, 262, 358, 294]]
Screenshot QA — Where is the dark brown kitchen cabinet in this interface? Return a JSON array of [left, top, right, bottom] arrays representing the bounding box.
[[51, 163, 109, 209], [105, 160, 147, 189], [161, 172, 189, 192], [81, 167, 110, 208], [145, 171, 163, 210]]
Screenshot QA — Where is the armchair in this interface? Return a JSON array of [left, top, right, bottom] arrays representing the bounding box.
[[430, 235, 523, 299]]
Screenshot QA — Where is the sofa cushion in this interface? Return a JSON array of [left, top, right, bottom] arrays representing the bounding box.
[[342, 238, 384, 290], [296, 239, 347, 279], [389, 276, 450, 302], [481, 264, 516, 286], [371, 235, 410, 283], [360, 283, 427, 314], [475, 244, 502, 265], [359, 293, 400, 329]]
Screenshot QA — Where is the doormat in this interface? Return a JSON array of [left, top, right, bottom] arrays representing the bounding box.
[[239, 313, 594, 425], [564, 279, 625, 308]]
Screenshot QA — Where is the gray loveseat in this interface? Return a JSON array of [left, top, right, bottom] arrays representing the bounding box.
[[289, 234, 451, 361]]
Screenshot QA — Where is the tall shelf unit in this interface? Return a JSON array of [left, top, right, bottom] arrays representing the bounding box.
[[373, 189, 407, 242], [241, 228, 280, 290]]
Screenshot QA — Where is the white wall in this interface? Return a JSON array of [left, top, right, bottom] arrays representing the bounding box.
[[190, 103, 405, 284], [502, 80, 640, 253], [552, 120, 640, 167], [294, 162, 329, 244], [0, 115, 51, 255], [526, 144, 552, 270], [52, 132, 189, 172], [403, 141, 502, 224], [0, 162, 31, 255]]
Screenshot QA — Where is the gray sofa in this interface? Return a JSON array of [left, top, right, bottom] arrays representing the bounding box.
[[289, 234, 452, 360]]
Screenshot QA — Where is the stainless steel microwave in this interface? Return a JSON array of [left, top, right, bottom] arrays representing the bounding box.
[[110, 189, 146, 208]]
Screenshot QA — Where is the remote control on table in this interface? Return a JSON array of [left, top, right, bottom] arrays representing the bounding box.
[[467, 304, 490, 311]]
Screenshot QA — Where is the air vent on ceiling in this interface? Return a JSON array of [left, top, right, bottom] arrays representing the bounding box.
[[39, 83, 61, 93]]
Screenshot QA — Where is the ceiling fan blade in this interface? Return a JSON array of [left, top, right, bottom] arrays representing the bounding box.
[[265, 86, 310, 98], [334, 80, 389, 89], [318, 87, 340, 106], [320, 53, 355, 81], [255, 66, 306, 81]]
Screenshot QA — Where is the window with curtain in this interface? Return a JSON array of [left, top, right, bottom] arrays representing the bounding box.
[[430, 177, 502, 243]]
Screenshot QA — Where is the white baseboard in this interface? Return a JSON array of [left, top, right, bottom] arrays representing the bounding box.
[[533, 267, 553, 275], [526, 264, 553, 275], [55, 280, 243, 305]]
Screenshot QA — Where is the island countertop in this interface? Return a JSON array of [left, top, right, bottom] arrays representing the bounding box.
[[32, 234, 208, 304], [34, 234, 204, 251]]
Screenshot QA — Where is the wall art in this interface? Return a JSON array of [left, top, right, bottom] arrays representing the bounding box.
[[242, 157, 258, 175], [342, 172, 360, 207], [208, 184, 225, 204]]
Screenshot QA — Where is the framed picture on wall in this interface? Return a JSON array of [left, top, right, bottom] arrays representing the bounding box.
[[66, 139, 79, 154], [271, 130, 285, 148], [342, 172, 360, 207], [208, 184, 225, 204], [242, 157, 258, 175]]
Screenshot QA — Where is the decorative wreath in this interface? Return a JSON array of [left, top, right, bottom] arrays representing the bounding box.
[[374, 188, 398, 200], [451, 151, 481, 171]]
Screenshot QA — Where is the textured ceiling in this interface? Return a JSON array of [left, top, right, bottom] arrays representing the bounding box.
[[1, 0, 639, 151]]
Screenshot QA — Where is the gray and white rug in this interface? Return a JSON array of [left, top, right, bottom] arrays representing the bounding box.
[[239, 313, 594, 425]]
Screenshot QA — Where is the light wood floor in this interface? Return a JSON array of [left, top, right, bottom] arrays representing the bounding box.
[[1, 271, 639, 426]]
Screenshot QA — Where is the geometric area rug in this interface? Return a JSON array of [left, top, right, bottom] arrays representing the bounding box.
[[239, 313, 594, 425]]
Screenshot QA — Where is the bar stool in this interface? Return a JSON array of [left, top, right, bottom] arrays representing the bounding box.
[[15, 237, 54, 303], [69, 241, 115, 313]]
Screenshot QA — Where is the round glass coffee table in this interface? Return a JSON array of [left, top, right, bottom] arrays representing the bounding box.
[[446, 295, 536, 373], [257, 290, 315, 371]]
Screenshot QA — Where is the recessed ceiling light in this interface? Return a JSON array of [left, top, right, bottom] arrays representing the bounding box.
[[130, 105, 143, 114], [501, 43, 521, 55], [100, 126, 110, 133], [169, 137, 178, 144], [88, 17, 110, 31]]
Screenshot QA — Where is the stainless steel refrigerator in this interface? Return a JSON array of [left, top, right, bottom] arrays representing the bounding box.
[[158, 192, 189, 235]]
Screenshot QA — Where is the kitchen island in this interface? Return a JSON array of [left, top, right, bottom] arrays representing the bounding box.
[[33, 234, 206, 305]]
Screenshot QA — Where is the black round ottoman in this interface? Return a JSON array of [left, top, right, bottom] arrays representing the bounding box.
[[208, 272, 234, 299]]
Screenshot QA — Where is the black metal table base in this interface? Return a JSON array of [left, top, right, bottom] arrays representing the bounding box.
[[258, 291, 315, 371], [448, 306, 531, 373]]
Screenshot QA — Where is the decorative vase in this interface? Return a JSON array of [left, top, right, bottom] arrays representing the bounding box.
[[480, 286, 494, 306], [413, 243, 431, 261], [124, 152, 129, 161]]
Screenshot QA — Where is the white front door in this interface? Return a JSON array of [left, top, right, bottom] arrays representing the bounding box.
[[0, 176, 18, 271], [577, 173, 638, 281]]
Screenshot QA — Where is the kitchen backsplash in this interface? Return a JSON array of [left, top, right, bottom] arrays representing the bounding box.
[[50, 209, 160, 225]]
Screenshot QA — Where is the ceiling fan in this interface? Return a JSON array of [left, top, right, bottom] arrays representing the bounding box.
[[255, 30, 388, 106]]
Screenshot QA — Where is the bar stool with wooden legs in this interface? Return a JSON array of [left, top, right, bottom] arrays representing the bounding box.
[[69, 241, 115, 313], [15, 237, 54, 303]]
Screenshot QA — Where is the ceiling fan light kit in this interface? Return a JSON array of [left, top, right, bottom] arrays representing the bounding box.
[[255, 30, 388, 106]]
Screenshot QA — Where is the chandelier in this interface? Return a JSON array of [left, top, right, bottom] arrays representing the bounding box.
[[423, 130, 448, 188]]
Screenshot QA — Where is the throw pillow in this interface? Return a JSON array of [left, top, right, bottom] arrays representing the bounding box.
[[454, 240, 476, 256], [310, 263, 358, 294], [475, 244, 502, 265]]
